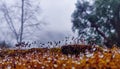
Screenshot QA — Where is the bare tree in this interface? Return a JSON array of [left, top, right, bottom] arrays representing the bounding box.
[[20, 0, 25, 43], [0, 0, 43, 43], [0, 3, 19, 42]]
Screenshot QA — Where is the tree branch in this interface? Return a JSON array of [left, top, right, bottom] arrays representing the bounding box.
[[1, 4, 19, 42]]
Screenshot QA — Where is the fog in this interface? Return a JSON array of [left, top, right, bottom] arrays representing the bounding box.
[[0, 0, 77, 45]]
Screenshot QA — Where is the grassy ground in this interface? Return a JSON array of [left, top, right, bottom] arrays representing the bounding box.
[[0, 45, 120, 69]]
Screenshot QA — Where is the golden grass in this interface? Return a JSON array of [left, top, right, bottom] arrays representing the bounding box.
[[0, 45, 120, 69]]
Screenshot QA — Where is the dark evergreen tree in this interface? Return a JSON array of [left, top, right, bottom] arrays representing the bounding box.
[[72, 0, 120, 47]]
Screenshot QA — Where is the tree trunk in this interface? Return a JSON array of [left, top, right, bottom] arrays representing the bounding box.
[[20, 0, 24, 43]]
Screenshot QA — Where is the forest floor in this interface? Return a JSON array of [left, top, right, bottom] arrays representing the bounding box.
[[0, 45, 120, 69]]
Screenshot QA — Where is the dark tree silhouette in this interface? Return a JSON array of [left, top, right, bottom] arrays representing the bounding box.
[[72, 0, 120, 47]]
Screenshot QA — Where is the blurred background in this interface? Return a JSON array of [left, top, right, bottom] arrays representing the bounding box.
[[0, 0, 77, 46]]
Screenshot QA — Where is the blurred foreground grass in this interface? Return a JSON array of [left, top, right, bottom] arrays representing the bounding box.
[[0, 45, 120, 69]]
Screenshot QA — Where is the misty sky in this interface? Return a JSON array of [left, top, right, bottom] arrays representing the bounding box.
[[0, 0, 77, 44], [38, 0, 77, 42], [40, 0, 76, 31]]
